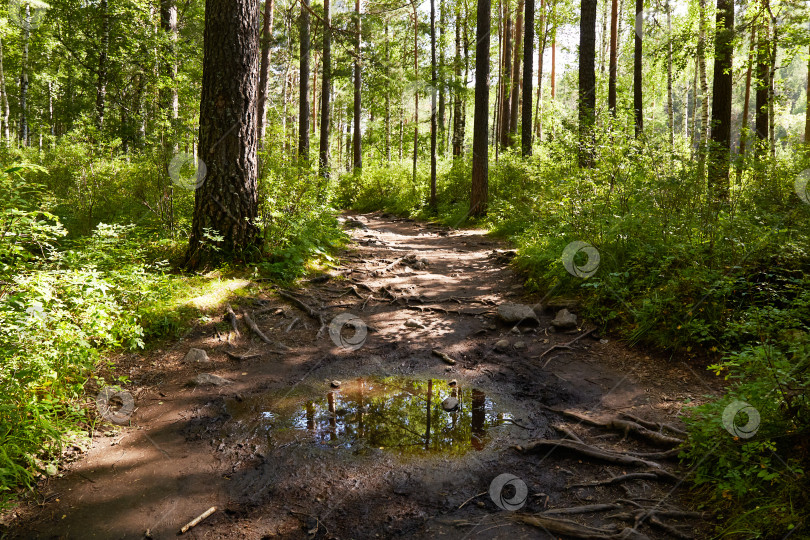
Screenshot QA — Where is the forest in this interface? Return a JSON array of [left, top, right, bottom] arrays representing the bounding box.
[[0, 0, 808, 536]]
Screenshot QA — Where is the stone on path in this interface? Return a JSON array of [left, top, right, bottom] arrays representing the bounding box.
[[497, 303, 540, 324], [495, 339, 511, 352], [194, 373, 232, 386], [550, 308, 578, 330], [405, 319, 425, 329], [183, 348, 209, 363]]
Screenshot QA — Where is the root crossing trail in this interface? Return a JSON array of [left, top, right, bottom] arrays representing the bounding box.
[[6, 213, 717, 539]]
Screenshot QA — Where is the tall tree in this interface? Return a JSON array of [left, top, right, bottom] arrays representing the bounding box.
[[438, 0, 447, 153], [521, 0, 534, 156], [160, 0, 180, 130], [430, 0, 438, 209], [665, 0, 673, 145], [0, 37, 9, 143], [257, 0, 276, 142], [697, 0, 708, 172], [499, 11, 512, 147], [737, 24, 756, 182], [96, 0, 109, 130], [508, 0, 524, 143], [319, 0, 332, 176], [608, 0, 618, 115], [471, 0, 491, 217], [452, 0, 464, 157], [806, 41, 810, 145], [187, 0, 260, 268], [534, 0, 546, 138], [353, 0, 362, 171], [579, 0, 597, 167], [755, 0, 770, 157], [707, 0, 733, 202], [20, 3, 31, 145], [633, 0, 643, 136], [299, 0, 311, 159]]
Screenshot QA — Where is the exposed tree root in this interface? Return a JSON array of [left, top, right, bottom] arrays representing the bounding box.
[[275, 289, 328, 337], [224, 304, 240, 338], [570, 470, 676, 487], [620, 412, 688, 437], [540, 328, 596, 363], [404, 305, 493, 316], [241, 310, 291, 350], [224, 351, 264, 361], [609, 508, 701, 539], [542, 503, 621, 515], [553, 424, 585, 444], [554, 409, 685, 447], [515, 514, 650, 539]]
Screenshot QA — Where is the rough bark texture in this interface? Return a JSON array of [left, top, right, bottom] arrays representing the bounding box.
[[499, 14, 512, 148], [20, 5, 30, 145], [665, 0, 673, 144], [534, 0, 545, 138], [508, 0, 524, 144], [633, 0, 642, 136], [471, 0, 491, 217], [257, 0, 275, 142], [707, 0, 733, 202], [299, 0, 310, 159], [755, 5, 769, 155], [521, 0, 534, 156], [579, 0, 597, 167], [430, 0, 438, 209], [319, 0, 331, 175], [0, 37, 9, 143], [608, 0, 617, 115], [186, 0, 260, 269], [452, 2, 463, 157]]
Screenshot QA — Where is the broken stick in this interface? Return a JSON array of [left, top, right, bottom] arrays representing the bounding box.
[[432, 349, 456, 365], [179, 506, 216, 534]]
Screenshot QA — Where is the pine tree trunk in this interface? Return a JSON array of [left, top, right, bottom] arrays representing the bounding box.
[[697, 0, 708, 173], [665, 0, 673, 145], [500, 12, 512, 148], [430, 0, 438, 209], [633, 0, 643, 136], [471, 0, 491, 217], [755, 4, 769, 157], [452, 2, 463, 157], [384, 20, 391, 162], [737, 24, 755, 183], [160, 0, 179, 130], [319, 0, 331, 176], [707, 0, 733, 203], [768, 17, 777, 159], [412, 5, 418, 184], [96, 0, 109, 131], [508, 0, 524, 144], [257, 0, 275, 142], [187, 0, 260, 268], [521, 0, 534, 156], [299, 0, 311, 159], [579, 0, 597, 167], [438, 0, 447, 154], [608, 0, 617, 115], [534, 0, 545, 138], [353, 0, 362, 171], [20, 4, 30, 146]]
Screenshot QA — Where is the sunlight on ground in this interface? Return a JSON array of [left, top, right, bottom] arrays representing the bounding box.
[[186, 278, 252, 311]]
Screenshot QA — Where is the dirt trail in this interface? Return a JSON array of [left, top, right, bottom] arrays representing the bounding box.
[[5, 213, 717, 539]]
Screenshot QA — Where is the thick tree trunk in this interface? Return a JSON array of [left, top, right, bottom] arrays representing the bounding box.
[[579, 0, 597, 167], [299, 0, 310, 159], [430, 0, 438, 209], [508, 0, 524, 144], [521, 0, 533, 156], [353, 0, 362, 171], [500, 13, 512, 148], [96, 0, 109, 131], [633, 0, 642, 136], [608, 0, 617, 115], [707, 0, 733, 203], [186, 0, 260, 268], [471, 0, 491, 217], [257, 0, 275, 142], [319, 0, 331, 176]]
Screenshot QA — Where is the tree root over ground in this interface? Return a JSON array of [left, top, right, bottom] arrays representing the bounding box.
[[515, 514, 651, 539], [552, 409, 685, 447]]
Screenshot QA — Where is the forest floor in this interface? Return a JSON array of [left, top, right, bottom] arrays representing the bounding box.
[[5, 212, 723, 539]]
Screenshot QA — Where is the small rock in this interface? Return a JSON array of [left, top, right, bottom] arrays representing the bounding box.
[[550, 308, 578, 330], [183, 348, 210, 363], [195, 373, 232, 386], [331, 380, 342, 388], [497, 303, 540, 324], [510, 327, 521, 335], [514, 341, 527, 350], [448, 379, 457, 387], [404, 319, 425, 329], [495, 339, 511, 352], [441, 397, 459, 411], [487, 324, 497, 331], [600, 338, 609, 344]]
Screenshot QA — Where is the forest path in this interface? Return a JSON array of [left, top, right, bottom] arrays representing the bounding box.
[[8, 212, 717, 539]]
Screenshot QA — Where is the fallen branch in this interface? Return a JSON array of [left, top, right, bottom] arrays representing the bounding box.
[[224, 351, 263, 361], [285, 317, 300, 333], [620, 412, 688, 437], [405, 305, 493, 316], [432, 349, 456, 366], [179, 506, 216, 534], [553, 424, 584, 444], [457, 491, 486, 509]]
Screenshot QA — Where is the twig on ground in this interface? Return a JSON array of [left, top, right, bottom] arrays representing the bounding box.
[[179, 506, 216, 534]]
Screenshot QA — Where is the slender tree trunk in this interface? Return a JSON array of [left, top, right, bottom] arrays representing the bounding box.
[[412, 4, 418, 184], [96, 0, 109, 131], [521, 0, 534, 156], [697, 0, 708, 173], [665, 0, 673, 145], [384, 20, 391, 162], [500, 11, 512, 148], [430, 0, 438, 209], [608, 0, 617, 116], [768, 17, 777, 159], [755, 3, 769, 158], [20, 4, 30, 146], [737, 24, 755, 183], [462, 4, 470, 153], [452, 3, 463, 157], [708, 0, 733, 203], [805, 42, 810, 145], [160, 0, 179, 131], [299, 0, 310, 159], [438, 0, 447, 154], [534, 0, 545, 138], [312, 53, 319, 135], [550, 5, 556, 100], [257, 0, 275, 142], [319, 0, 331, 176], [692, 59, 700, 154], [579, 0, 597, 167], [187, 0, 260, 268], [353, 0, 362, 171], [599, 0, 608, 74], [0, 37, 11, 144], [508, 0, 524, 144], [633, 0, 643, 136], [471, 0, 491, 217], [494, 0, 502, 151]]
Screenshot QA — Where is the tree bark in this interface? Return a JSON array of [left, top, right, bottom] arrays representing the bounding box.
[[438, 0, 447, 154], [665, 0, 673, 144], [608, 0, 617, 115], [257, 0, 275, 142], [299, 0, 311, 159], [160, 0, 180, 131], [697, 0, 708, 173], [96, 0, 109, 131], [534, 0, 546, 138], [737, 24, 755, 183], [707, 0, 733, 203], [471, 0, 491, 217], [20, 4, 31, 146], [430, 0, 438, 209], [508, 0, 524, 144], [633, 0, 643, 136], [411, 3, 418, 183], [186, 0, 260, 268], [452, 2, 463, 157], [384, 20, 391, 162], [768, 17, 777, 159], [754, 3, 769, 157], [499, 12, 512, 148], [353, 0, 362, 171], [0, 37, 9, 144], [579, 0, 597, 167], [521, 0, 534, 156], [806, 42, 810, 145], [319, 0, 331, 176]]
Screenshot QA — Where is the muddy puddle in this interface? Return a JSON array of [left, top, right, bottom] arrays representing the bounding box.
[[224, 377, 521, 456]]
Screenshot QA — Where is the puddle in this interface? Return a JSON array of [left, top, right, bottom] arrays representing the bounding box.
[[225, 377, 518, 455]]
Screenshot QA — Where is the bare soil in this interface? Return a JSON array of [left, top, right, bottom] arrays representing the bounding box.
[[4, 212, 722, 539]]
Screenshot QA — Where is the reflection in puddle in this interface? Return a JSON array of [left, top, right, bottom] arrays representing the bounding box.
[[227, 378, 513, 455]]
